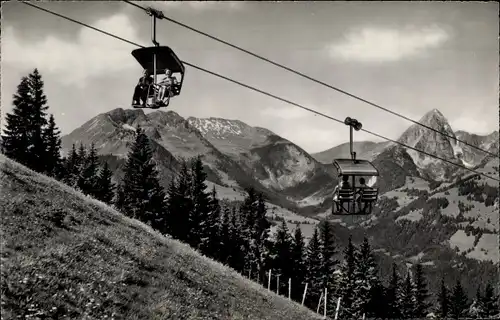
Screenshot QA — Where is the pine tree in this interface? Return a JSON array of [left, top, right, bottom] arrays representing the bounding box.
[[63, 144, 79, 186], [290, 225, 306, 302], [78, 143, 100, 197], [272, 220, 293, 295], [165, 160, 192, 241], [42, 114, 63, 178], [1, 77, 32, 166], [386, 263, 402, 319], [450, 279, 468, 319], [468, 286, 484, 319], [2, 69, 49, 173], [27, 69, 49, 173], [413, 263, 430, 318], [318, 220, 337, 314], [96, 162, 115, 205], [400, 271, 416, 318], [254, 193, 271, 284], [118, 128, 166, 228], [481, 282, 498, 318], [305, 227, 322, 309], [218, 205, 232, 264], [366, 277, 387, 319], [204, 185, 221, 259], [353, 237, 379, 318], [188, 155, 211, 250], [337, 236, 358, 319], [228, 206, 245, 272], [437, 277, 450, 319]]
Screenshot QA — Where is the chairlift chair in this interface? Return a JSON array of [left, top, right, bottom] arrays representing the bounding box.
[[130, 7, 185, 109], [331, 117, 380, 215]]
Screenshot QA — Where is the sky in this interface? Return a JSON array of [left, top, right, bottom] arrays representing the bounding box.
[[1, 1, 498, 153]]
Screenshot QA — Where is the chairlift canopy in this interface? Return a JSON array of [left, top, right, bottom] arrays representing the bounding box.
[[132, 46, 185, 74], [332, 158, 379, 177]]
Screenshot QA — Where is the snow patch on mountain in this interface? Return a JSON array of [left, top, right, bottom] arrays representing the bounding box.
[[122, 123, 136, 132], [396, 209, 424, 223]]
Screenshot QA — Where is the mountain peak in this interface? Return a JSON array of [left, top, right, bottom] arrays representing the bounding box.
[[419, 108, 448, 128]]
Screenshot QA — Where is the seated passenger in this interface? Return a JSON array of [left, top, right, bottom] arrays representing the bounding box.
[[355, 177, 368, 201], [333, 175, 351, 202], [132, 70, 153, 106]]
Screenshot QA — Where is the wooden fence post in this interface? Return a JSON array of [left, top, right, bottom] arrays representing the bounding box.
[[288, 278, 291, 300], [268, 269, 272, 291], [301, 283, 308, 306]]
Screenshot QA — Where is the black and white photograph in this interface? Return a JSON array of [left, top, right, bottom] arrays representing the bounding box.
[[1, 1, 498, 319]]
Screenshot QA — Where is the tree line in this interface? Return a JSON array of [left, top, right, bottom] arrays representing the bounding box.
[[2, 69, 498, 319]]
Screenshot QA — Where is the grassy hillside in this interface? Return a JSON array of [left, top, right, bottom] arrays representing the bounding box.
[[0, 154, 325, 320]]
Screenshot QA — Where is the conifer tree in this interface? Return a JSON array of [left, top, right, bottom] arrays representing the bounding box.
[[27, 69, 49, 173], [2, 77, 32, 166], [63, 144, 79, 186], [305, 227, 322, 309], [353, 237, 379, 318], [78, 143, 99, 197], [290, 225, 306, 302], [228, 207, 245, 272], [218, 205, 232, 264], [118, 128, 166, 228], [254, 193, 271, 283], [450, 279, 468, 319], [437, 277, 450, 319], [318, 220, 337, 303], [272, 221, 293, 295], [96, 162, 115, 205], [203, 185, 221, 258], [386, 263, 402, 319], [2, 69, 49, 173], [337, 236, 358, 319], [165, 160, 192, 241], [189, 156, 211, 250], [366, 277, 387, 319], [400, 272, 416, 318], [413, 263, 430, 318], [42, 114, 63, 178], [481, 282, 498, 318]]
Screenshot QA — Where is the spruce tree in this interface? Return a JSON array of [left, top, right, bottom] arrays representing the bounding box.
[[337, 236, 358, 319], [96, 162, 115, 205], [218, 205, 232, 264], [353, 237, 379, 318], [437, 277, 449, 319], [400, 272, 416, 318], [318, 220, 337, 305], [450, 279, 468, 319], [386, 263, 402, 319], [42, 114, 63, 178], [63, 144, 79, 186], [118, 128, 166, 228], [254, 193, 271, 284], [228, 207, 245, 272], [204, 185, 221, 258], [78, 143, 99, 197], [1, 77, 32, 166], [305, 227, 322, 309], [165, 160, 192, 241], [290, 225, 306, 302], [272, 220, 293, 295], [413, 263, 430, 318], [481, 282, 498, 318], [188, 156, 211, 250], [27, 69, 49, 173]]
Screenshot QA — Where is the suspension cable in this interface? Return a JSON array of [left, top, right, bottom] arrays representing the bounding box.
[[123, 0, 498, 158], [20, 1, 500, 183]]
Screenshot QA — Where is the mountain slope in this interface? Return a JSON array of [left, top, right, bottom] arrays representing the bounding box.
[[0, 153, 324, 320], [187, 117, 334, 199], [61, 109, 300, 211], [312, 141, 390, 164]]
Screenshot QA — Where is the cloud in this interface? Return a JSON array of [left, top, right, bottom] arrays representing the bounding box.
[[451, 116, 495, 135], [328, 25, 449, 63], [2, 13, 142, 87], [144, 1, 243, 12]]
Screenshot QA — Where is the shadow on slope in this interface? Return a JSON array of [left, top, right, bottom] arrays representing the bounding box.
[[0, 154, 324, 320]]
